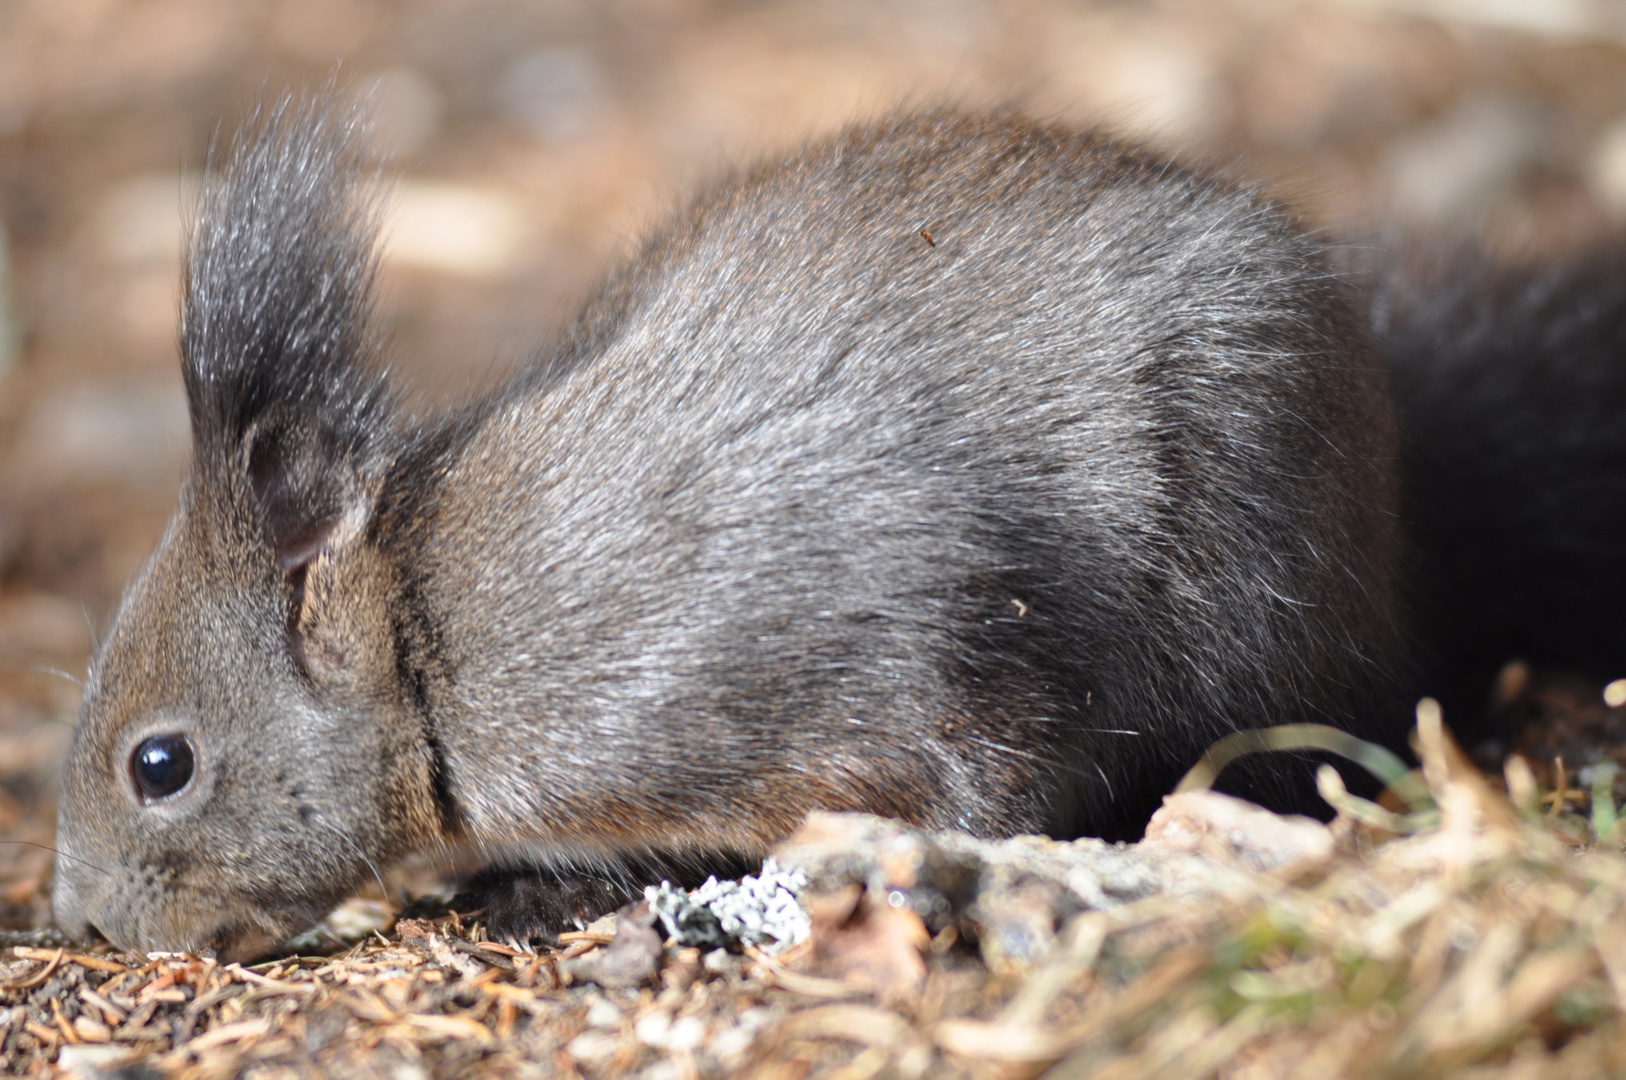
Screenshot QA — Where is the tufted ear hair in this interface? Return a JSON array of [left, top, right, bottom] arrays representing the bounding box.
[[181, 93, 393, 571]]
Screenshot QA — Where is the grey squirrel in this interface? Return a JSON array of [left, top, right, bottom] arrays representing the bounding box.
[[47, 96, 1617, 959]]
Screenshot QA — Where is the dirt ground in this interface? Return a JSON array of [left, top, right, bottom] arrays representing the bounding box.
[[4, 0, 1626, 1075]]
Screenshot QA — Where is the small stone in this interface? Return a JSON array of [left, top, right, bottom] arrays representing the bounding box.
[[707, 1024, 755, 1065], [636, 1062, 680, 1080], [71, 1015, 112, 1042], [664, 1016, 707, 1052], [565, 1029, 621, 1063], [633, 1010, 671, 1046], [708, 1007, 776, 1065], [55, 1044, 138, 1079], [584, 997, 622, 1029], [1144, 790, 1333, 872]]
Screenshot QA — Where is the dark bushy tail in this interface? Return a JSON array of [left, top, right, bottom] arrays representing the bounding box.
[[1375, 242, 1626, 728]]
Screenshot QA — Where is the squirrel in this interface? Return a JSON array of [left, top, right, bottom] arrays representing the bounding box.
[[48, 95, 1616, 960], [1373, 243, 1626, 736]]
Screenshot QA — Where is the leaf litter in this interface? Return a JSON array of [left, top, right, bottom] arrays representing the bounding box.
[[8, 698, 1626, 1077]]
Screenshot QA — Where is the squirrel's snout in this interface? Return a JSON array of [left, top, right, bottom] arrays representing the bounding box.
[[48, 870, 96, 946], [207, 924, 282, 964]]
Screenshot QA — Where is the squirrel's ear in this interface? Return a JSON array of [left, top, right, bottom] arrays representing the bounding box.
[[245, 418, 364, 571], [181, 93, 390, 570]]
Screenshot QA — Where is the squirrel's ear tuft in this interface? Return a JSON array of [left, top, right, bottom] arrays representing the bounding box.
[[182, 93, 391, 567]]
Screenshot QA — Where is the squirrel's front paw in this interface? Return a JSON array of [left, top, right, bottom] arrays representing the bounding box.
[[454, 867, 640, 946]]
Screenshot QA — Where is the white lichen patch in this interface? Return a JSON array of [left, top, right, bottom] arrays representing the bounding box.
[[646, 858, 810, 953]]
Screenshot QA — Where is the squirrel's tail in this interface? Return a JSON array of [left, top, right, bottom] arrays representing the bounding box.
[[1374, 241, 1626, 729]]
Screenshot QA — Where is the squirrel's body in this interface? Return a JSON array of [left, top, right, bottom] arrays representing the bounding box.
[[52, 100, 1608, 959], [405, 114, 1405, 854]]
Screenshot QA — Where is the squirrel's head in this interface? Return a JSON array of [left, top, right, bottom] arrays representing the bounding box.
[[53, 97, 443, 960]]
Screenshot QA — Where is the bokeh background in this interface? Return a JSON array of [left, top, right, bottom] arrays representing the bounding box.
[[3, 0, 1626, 931]]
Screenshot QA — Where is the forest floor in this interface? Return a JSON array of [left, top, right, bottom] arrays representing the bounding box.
[[9, 700, 1626, 1079], [6, 0, 1626, 1076]]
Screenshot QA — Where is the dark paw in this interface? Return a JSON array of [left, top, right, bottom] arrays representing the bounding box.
[[454, 867, 639, 945]]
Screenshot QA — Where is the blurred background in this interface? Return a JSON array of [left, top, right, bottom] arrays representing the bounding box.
[[3, 0, 1626, 929]]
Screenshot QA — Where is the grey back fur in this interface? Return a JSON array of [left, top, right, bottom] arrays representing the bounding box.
[[54, 99, 1405, 958]]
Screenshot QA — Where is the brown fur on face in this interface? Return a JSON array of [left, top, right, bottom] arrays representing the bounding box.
[[54, 478, 444, 959]]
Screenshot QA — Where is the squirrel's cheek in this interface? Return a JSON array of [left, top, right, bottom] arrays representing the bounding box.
[[292, 627, 349, 683]]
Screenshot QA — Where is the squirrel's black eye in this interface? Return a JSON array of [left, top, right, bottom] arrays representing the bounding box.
[[131, 735, 195, 801]]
